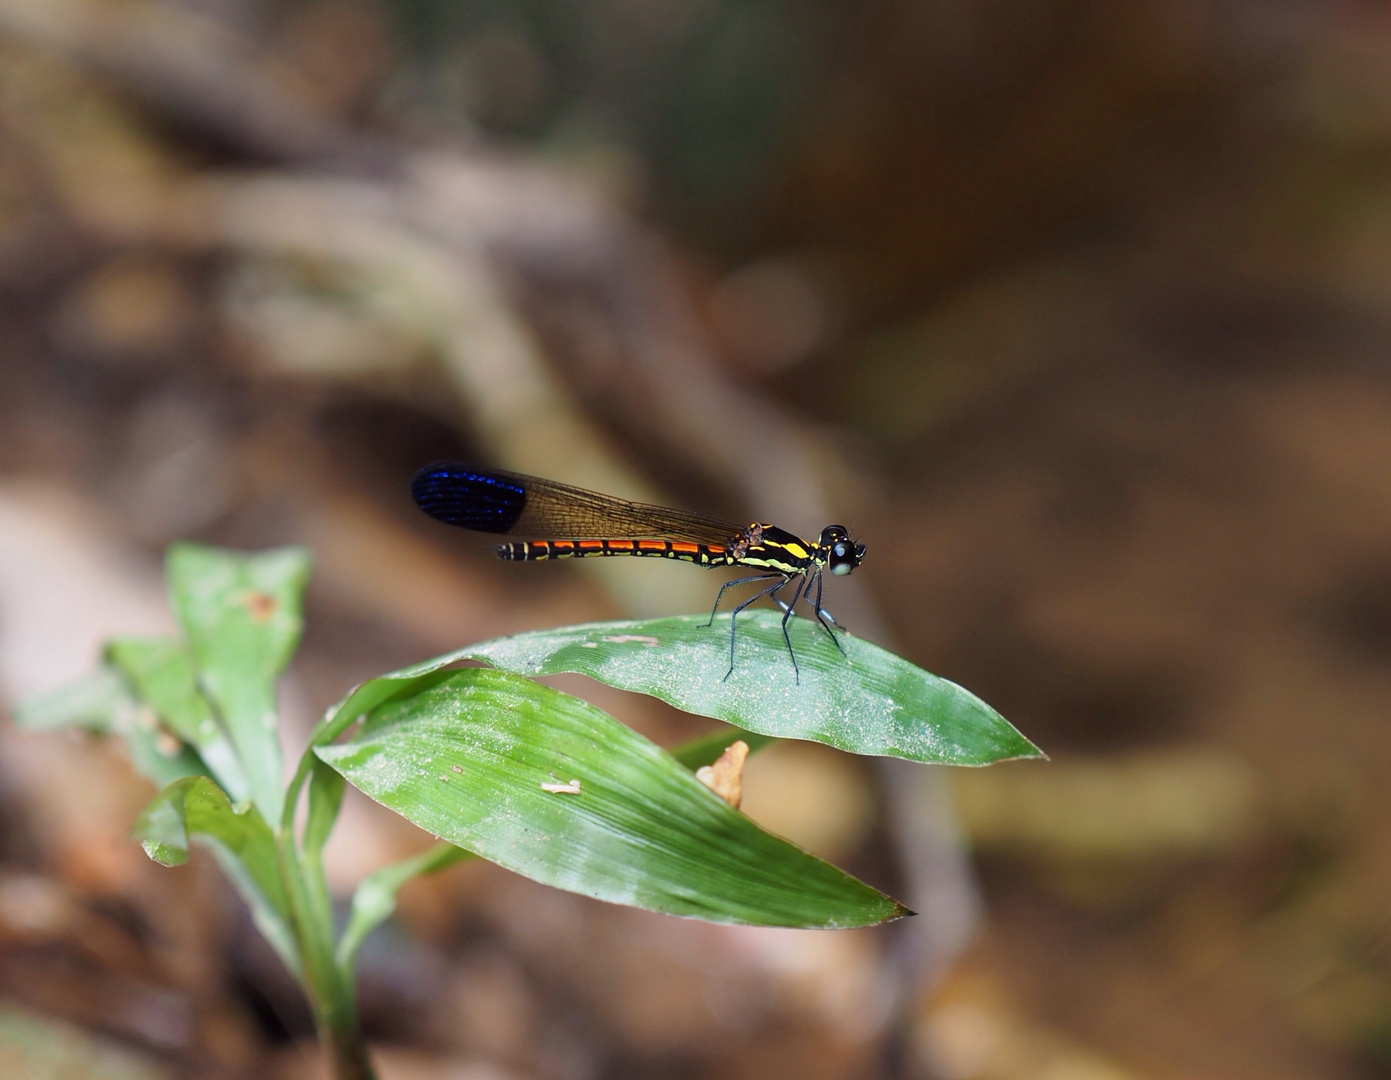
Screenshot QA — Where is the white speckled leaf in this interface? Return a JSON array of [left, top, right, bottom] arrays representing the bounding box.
[[402, 612, 1039, 766], [316, 668, 908, 928]]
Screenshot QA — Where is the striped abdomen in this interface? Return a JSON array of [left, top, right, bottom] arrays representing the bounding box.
[[495, 539, 730, 566]]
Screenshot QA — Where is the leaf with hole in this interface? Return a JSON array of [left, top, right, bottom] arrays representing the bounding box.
[[167, 544, 311, 821]]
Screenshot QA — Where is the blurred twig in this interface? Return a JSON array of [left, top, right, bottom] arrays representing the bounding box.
[[0, 0, 391, 171]]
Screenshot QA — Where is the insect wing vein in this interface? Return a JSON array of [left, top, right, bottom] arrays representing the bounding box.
[[414, 465, 741, 545]]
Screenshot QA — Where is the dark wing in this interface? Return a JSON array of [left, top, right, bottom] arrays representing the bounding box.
[[411, 464, 743, 545]]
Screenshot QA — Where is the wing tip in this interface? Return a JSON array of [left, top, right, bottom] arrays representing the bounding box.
[[411, 463, 527, 533]]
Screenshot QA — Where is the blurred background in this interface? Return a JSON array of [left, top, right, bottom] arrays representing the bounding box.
[[1, 0, 1389, 1077]]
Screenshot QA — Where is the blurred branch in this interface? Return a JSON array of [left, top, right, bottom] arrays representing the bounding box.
[[0, 0, 392, 171]]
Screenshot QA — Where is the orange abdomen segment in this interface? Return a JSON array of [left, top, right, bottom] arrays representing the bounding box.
[[494, 540, 728, 565]]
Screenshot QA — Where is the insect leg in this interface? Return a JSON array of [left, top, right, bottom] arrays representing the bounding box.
[[808, 570, 848, 656], [779, 573, 809, 683], [704, 573, 782, 628], [723, 575, 791, 681]]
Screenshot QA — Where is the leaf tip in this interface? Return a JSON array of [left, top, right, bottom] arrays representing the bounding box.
[[987, 726, 1048, 765], [1006, 738, 1049, 763], [140, 839, 188, 867]]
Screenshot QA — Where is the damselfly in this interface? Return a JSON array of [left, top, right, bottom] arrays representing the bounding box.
[[411, 464, 866, 681]]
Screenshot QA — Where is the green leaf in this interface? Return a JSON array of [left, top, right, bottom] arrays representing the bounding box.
[[106, 637, 250, 804], [317, 668, 907, 928], [292, 757, 348, 978], [167, 544, 312, 822], [279, 664, 456, 837], [12, 666, 132, 734], [336, 842, 473, 975], [133, 776, 298, 975], [304, 758, 345, 863], [430, 612, 1041, 766], [15, 667, 207, 787], [122, 726, 208, 790]]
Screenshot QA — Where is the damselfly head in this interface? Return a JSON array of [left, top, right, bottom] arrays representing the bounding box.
[[820, 525, 866, 576]]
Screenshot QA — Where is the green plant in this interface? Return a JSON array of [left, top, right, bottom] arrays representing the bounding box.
[[17, 544, 1040, 1080]]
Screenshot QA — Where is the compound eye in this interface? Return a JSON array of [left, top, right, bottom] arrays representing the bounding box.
[[833, 542, 850, 558], [831, 561, 853, 576]]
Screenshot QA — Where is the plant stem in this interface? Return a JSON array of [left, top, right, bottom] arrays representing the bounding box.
[[319, 988, 376, 1080], [270, 689, 380, 1078], [278, 829, 378, 1080]]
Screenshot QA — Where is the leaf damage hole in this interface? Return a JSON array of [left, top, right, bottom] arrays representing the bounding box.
[[242, 590, 278, 622]]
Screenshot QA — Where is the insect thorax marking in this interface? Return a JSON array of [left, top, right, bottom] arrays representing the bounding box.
[[730, 523, 815, 574]]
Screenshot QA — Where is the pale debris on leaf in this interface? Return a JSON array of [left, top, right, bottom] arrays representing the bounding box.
[[541, 779, 582, 794], [696, 739, 749, 809]]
